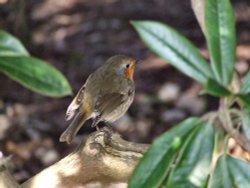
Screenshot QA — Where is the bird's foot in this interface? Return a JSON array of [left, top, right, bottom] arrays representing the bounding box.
[[59, 130, 74, 144], [95, 125, 100, 131]]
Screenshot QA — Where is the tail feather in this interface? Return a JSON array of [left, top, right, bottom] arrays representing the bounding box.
[[60, 112, 88, 144]]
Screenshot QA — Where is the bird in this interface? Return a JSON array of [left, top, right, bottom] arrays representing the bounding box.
[[60, 55, 137, 144]]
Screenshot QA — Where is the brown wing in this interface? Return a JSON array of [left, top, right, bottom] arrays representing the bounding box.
[[90, 92, 127, 128], [65, 84, 85, 121], [95, 92, 127, 118]]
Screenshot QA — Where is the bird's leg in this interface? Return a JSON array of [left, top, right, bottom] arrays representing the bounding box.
[[103, 121, 112, 128], [96, 125, 100, 131], [91, 114, 101, 131]]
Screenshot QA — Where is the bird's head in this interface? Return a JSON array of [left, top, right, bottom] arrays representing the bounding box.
[[106, 55, 137, 80]]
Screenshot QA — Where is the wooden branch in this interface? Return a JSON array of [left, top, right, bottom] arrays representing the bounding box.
[[219, 115, 250, 154], [0, 126, 148, 188], [219, 99, 250, 155], [0, 157, 21, 188]]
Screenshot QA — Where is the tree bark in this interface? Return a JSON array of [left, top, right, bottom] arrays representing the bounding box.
[[0, 157, 21, 188], [0, 126, 148, 188]]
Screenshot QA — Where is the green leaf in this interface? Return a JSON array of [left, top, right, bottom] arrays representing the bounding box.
[[128, 117, 203, 188], [208, 154, 250, 188], [205, 0, 236, 85], [0, 30, 29, 56], [165, 121, 214, 188], [0, 56, 72, 97], [227, 155, 250, 186], [240, 71, 250, 94], [201, 79, 231, 96], [241, 108, 250, 140], [0, 30, 72, 97], [207, 154, 233, 188], [238, 94, 250, 109], [131, 21, 213, 84]]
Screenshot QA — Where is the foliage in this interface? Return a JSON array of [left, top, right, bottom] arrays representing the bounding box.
[[0, 31, 72, 97], [129, 0, 250, 187]]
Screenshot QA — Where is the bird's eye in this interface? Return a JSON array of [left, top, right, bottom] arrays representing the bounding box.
[[126, 64, 130, 68]]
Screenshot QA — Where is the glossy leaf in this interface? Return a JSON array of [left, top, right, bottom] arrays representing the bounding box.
[[129, 118, 203, 188], [0, 30, 29, 56], [240, 71, 250, 94], [205, 0, 236, 85], [227, 155, 250, 186], [165, 121, 214, 188], [207, 154, 233, 188], [240, 108, 250, 140], [201, 79, 231, 96], [238, 94, 250, 109], [131, 21, 213, 84], [208, 154, 250, 188], [0, 56, 72, 97]]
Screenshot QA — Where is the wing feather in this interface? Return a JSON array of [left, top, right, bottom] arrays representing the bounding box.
[[95, 92, 127, 118], [65, 85, 85, 120]]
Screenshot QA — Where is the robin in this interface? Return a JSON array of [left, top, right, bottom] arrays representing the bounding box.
[[60, 55, 137, 144]]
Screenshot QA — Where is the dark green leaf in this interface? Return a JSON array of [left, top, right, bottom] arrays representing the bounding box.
[[238, 94, 250, 109], [165, 121, 214, 188], [0, 56, 72, 97], [131, 21, 213, 84], [201, 79, 231, 96], [207, 154, 233, 188], [227, 155, 250, 186], [241, 108, 250, 140], [208, 154, 250, 188], [205, 0, 236, 85], [240, 71, 250, 94], [129, 118, 203, 188], [0, 30, 29, 56]]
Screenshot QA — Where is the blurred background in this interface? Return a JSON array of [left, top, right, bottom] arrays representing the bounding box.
[[0, 0, 249, 183]]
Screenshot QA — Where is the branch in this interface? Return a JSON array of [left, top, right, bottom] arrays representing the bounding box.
[[219, 99, 250, 154], [0, 156, 21, 188], [12, 126, 147, 188]]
